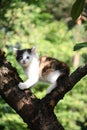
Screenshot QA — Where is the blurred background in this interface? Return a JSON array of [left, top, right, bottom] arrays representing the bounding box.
[[0, 0, 87, 130]]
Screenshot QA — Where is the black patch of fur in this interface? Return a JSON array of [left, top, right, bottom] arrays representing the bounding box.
[[16, 49, 31, 62], [42, 57, 69, 76]]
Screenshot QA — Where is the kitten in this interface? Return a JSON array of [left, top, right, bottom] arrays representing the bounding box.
[[14, 47, 69, 94]]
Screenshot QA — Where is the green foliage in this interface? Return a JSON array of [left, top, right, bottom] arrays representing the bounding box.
[[0, 0, 87, 130], [74, 42, 87, 51], [0, 97, 28, 130], [55, 77, 87, 130], [71, 0, 85, 21], [45, 0, 73, 20]]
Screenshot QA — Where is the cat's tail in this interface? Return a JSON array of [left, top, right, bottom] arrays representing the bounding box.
[[57, 63, 70, 88], [60, 62, 70, 77]]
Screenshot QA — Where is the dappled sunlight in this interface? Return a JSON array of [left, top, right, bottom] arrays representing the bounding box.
[[0, 0, 87, 130]]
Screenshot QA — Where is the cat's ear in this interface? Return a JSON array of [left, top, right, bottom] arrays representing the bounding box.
[[13, 47, 18, 55], [31, 46, 37, 54]]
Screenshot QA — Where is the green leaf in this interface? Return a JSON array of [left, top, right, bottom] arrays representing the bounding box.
[[71, 0, 85, 21], [74, 42, 87, 51]]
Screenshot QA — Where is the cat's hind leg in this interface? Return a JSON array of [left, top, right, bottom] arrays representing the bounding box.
[[46, 82, 57, 94]]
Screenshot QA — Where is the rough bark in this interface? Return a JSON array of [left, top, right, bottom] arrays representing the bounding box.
[[0, 50, 87, 130]]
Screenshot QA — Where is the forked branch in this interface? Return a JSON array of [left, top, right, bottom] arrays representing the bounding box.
[[0, 50, 87, 130], [43, 63, 87, 108]]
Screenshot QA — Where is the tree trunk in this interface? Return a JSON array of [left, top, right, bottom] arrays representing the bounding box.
[[0, 50, 87, 130], [0, 50, 64, 130]]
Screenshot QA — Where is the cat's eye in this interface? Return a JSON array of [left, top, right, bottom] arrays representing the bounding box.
[[19, 56, 23, 60], [27, 56, 29, 59]]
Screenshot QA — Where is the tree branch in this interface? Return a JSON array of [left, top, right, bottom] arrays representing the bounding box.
[[0, 50, 64, 130], [0, 50, 87, 130], [43, 63, 87, 108], [0, 50, 40, 125]]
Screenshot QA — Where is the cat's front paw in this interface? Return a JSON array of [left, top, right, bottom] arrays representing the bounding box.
[[18, 82, 28, 90]]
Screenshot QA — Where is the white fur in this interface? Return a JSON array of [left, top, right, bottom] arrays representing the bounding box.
[[20, 51, 32, 68], [46, 71, 61, 94], [46, 82, 57, 94], [18, 52, 39, 90], [17, 48, 61, 94], [46, 71, 61, 83]]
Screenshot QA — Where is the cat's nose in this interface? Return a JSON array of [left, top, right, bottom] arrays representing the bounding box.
[[22, 60, 26, 64]]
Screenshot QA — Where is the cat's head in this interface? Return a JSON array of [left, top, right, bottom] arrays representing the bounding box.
[[14, 46, 37, 67]]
